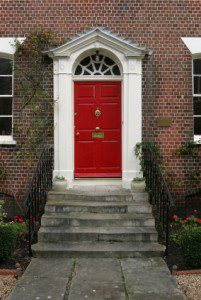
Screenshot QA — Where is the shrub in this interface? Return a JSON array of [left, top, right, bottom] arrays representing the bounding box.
[[0, 223, 18, 259], [11, 221, 28, 238], [179, 227, 201, 268], [171, 210, 201, 268], [0, 217, 28, 259]]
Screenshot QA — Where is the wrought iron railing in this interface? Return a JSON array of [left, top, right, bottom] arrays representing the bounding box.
[[24, 146, 53, 255], [143, 146, 174, 255]]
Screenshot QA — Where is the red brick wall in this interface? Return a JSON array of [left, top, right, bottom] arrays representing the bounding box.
[[0, 0, 201, 206]]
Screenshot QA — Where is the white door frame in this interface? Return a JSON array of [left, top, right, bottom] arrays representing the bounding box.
[[47, 28, 149, 189]]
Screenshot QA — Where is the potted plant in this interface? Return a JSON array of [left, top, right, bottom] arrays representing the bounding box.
[[131, 177, 146, 193], [52, 176, 67, 192]]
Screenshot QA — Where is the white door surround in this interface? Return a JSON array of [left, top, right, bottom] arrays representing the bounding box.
[[46, 27, 150, 189]]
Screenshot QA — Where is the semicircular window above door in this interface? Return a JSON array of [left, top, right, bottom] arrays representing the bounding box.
[[74, 53, 121, 76]]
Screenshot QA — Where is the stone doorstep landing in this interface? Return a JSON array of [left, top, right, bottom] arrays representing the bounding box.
[[8, 257, 184, 300], [33, 184, 164, 258]]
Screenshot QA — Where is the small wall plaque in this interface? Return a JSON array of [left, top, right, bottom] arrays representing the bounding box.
[[156, 117, 172, 127], [92, 132, 104, 138]]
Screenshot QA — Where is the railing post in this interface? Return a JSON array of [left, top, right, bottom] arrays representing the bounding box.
[[28, 202, 32, 257], [24, 146, 53, 256], [165, 202, 170, 256], [142, 145, 174, 257]]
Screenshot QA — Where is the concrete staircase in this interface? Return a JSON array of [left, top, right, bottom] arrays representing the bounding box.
[[32, 184, 165, 258]]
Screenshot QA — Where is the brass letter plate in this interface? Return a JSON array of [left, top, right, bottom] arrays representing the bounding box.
[[92, 132, 104, 138], [156, 117, 172, 127]]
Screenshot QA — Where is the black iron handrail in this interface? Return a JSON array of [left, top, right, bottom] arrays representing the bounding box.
[[143, 146, 174, 255], [24, 146, 53, 255]]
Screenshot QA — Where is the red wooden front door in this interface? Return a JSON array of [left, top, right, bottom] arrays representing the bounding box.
[[74, 81, 122, 177]]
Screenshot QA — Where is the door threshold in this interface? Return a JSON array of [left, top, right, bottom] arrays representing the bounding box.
[[72, 178, 122, 187], [74, 177, 121, 180]]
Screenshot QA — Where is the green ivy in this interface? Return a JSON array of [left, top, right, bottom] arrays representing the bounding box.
[[0, 167, 7, 191], [134, 141, 162, 172], [187, 170, 200, 181], [176, 140, 198, 156], [165, 171, 182, 188]]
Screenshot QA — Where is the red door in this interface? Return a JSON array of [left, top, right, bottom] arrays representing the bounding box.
[[74, 81, 122, 178]]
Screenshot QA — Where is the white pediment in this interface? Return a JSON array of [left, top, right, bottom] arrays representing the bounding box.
[[182, 37, 201, 58], [47, 27, 150, 58], [0, 37, 25, 58]]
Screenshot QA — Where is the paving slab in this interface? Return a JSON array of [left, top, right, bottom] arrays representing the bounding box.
[[8, 258, 73, 300], [8, 257, 184, 300], [67, 258, 125, 300], [121, 257, 184, 300]]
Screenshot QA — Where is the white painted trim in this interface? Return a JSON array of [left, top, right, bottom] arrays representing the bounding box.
[[182, 37, 201, 58], [50, 30, 146, 189], [47, 27, 149, 58], [194, 135, 201, 144], [0, 136, 16, 145], [0, 38, 25, 57], [73, 76, 122, 81], [73, 179, 122, 187]]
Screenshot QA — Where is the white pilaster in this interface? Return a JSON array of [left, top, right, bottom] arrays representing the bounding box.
[[122, 58, 142, 188]]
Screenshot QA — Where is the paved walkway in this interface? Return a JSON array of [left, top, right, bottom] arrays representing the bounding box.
[[8, 257, 183, 300]]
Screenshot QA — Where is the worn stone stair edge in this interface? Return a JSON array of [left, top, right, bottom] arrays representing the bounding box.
[[32, 241, 165, 251], [46, 198, 150, 206], [42, 212, 153, 219], [47, 191, 149, 202], [38, 226, 157, 233]]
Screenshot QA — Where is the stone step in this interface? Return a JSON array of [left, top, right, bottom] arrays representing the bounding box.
[[48, 192, 149, 202], [47, 189, 133, 202], [41, 212, 155, 227], [38, 226, 158, 242], [45, 200, 152, 214], [32, 241, 165, 258]]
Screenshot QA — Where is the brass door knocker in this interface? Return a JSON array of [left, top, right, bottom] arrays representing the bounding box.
[[95, 108, 101, 118]]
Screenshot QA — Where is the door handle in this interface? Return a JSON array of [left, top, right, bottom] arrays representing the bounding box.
[[75, 132, 80, 136]]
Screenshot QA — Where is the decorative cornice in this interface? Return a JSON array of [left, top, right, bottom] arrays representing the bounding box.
[[46, 27, 151, 59]]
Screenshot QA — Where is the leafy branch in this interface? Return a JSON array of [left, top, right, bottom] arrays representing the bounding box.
[[175, 140, 198, 157]]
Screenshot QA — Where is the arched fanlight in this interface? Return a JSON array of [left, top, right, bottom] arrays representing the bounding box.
[[74, 52, 121, 76]]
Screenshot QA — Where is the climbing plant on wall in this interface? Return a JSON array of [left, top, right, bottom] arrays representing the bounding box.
[[0, 167, 7, 191], [13, 29, 58, 163]]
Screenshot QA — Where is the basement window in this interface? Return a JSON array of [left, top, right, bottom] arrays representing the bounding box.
[[193, 59, 201, 143]]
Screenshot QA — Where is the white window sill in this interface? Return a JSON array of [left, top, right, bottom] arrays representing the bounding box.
[[0, 137, 17, 145], [194, 136, 201, 144]]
